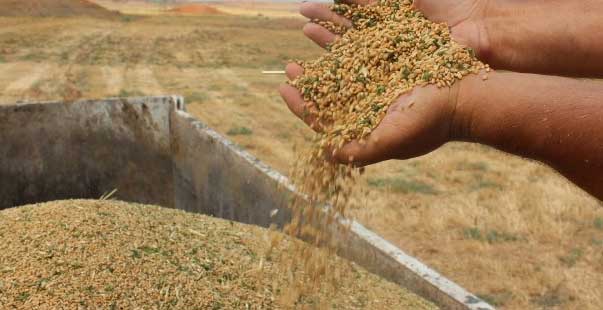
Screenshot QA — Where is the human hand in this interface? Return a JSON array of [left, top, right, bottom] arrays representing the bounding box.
[[300, 0, 491, 58], [279, 63, 467, 166], [279, 0, 487, 166]]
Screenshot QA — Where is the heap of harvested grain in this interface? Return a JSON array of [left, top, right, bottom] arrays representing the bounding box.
[[0, 200, 436, 309], [281, 0, 488, 300], [0, 0, 119, 18]]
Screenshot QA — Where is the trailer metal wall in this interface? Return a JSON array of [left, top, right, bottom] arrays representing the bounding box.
[[0, 97, 494, 310]]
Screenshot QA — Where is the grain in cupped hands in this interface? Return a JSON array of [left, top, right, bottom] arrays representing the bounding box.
[[287, 0, 488, 238], [282, 0, 488, 303], [292, 0, 487, 149]]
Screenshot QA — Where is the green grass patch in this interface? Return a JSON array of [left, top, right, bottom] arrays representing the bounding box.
[[276, 132, 291, 140], [559, 248, 583, 267], [485, 230, 520, 243], [463, 227, 482, 241], [20, 52, 44, 62], [367, 177, 438, 195], [594, 217, 603, 230], [227, 126, 253, 136], [477, 291, 513, 307], [473, 179, 501, 189], [118, 89, 145, 98], [463, 227, 520, 243], [130, 249, 142, 259], [186, 91, 210, 104], [84, 285, 96, 294], [531, 287, 567, 308], [120, 15, 135, 23], [457, 160, 489, 171], [139, 246, 160, 255], [17, 292, 30, 302]]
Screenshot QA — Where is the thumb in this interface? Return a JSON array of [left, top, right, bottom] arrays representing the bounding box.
[[332, 91, 424, 166], [333, 84, 454, 166], [412, 0, 444, 22], [413, 0, 474, 25]]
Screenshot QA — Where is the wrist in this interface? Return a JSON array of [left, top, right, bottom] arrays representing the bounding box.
[[448, 70, 490, 142], [477, 1, 603, 76], [475, 0, 512, 66], [470, 0, 501, 64]]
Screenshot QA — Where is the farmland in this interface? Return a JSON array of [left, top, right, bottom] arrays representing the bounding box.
[[0, 1, 602, 309]]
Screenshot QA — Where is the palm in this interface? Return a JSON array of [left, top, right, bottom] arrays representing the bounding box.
[[414, 0, 490, 56], [280, 0, 487, 165], [300, 0, 489, 56]]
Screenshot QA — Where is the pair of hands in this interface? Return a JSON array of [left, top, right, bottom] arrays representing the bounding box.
[[279, 0, 491, 166]]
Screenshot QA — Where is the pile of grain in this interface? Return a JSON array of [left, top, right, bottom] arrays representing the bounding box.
[[282, 0, 487, 300], [0, 200, 436, 309], [286, 0, 489, 221], [0, 0, 119, 18]]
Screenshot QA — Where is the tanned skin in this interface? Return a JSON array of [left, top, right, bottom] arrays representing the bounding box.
[[279, 0, 603, 199]]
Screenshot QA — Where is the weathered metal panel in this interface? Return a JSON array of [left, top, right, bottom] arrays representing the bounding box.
[[170, 109, 292, 227], [0, 96, 494, 310], [0, 97, 175, 208], [170, 108, 494, 310]]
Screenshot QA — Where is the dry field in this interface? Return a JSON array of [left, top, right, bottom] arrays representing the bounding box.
[[93, 0, 300, 17], [1, 1, 602, 309]]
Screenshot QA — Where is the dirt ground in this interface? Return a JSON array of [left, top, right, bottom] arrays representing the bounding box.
[[0, 1, 602, 309]]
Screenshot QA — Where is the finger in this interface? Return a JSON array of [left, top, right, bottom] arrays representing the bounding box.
[[330, 93, 420, 166], [332, 85, 452, 166], [300, 2, 352, 28], [339, 0, 373, 5], [412, 0, 469, 24], [278, 84, 322, 131], [411, 0, 428, 15], [303, 23, 338, 49], [412, 0, 442, 21], [285, 63, 304, 81], [331, 122, 397, 166]]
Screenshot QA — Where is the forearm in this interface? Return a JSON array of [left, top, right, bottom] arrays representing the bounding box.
[[455, 71, 603, 198], [483, 0, 603, 77]]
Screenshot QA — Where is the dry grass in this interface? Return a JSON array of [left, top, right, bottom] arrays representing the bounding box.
[[92, 0, 300, 18], [0, 3, 602, 309]]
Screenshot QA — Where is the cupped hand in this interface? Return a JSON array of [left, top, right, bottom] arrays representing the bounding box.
[[281, 0, 489, 166], [300, 0, 491, 58], [279, 63, 463, 166]]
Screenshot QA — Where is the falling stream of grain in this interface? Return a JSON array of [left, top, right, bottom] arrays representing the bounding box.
[[272, 0, 488, 306]]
